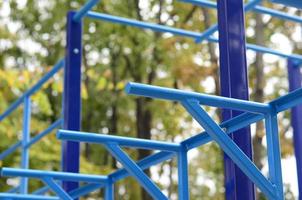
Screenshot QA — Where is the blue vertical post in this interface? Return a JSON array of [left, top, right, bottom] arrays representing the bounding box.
[[217, 0, 255, 200], [264, 113, 283, 200], [287, 59, 302, 199], [20, 96, 31, 194], [105, 180, 114, 200], [62, 11, 82, 192], [177, 147, 189, 200]]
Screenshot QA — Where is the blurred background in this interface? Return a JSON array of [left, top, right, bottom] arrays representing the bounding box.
[[0, 0, 301, 199]]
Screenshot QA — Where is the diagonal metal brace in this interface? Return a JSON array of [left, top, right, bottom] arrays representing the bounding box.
[[181, 99, 277, 199], [42, 177, 73, 200], [105, 143, 168, 200]]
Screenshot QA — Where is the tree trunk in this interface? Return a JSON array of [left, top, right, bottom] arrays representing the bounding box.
[[135, 96, 153, 200], [253, 13, 266, 200], [201, 8, 220, 96], [110, 51, 119, 169]]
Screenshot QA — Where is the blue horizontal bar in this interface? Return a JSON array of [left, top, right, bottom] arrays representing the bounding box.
[[57, 130, 181, 152], [179, 0, 216, 8], [73, 0, 101, 22], [1, 168, 108, 183], [253, 6, 302, 24], [181, 0, 302, 24], [86, 11, 200, 38], [24, 119, 62, 149], [180, 0, 302, 62], [0, 59, 64, 122], [182, 112, 264, 150], [0, 141, 22, 160], [270, 87, 302, 112], [0, 193, 59, 200], [42, 177, 72, 200], [109, 151, 175, 182], [69, 183, 104, 199], [85, 11, 302, 62], [207, 36, 302, 62], [246, 43, 302, 62], [125, 82, 270, 114]]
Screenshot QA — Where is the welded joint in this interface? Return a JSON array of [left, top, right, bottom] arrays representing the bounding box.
[[270, 183, 282, 200], [106, 175, 114, 186], [267, 103, 278, 116]]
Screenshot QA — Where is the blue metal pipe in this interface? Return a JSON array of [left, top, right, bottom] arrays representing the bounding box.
[[180, 0, 302, 24], [181, 100, 276, 199], [69, 183, 104, 199], [105, 144, 168, 200], [253, 6, 302, 24], [0, 97, 24, 122], [264, 113, 284, 199], [32, 185, 50, 195], [270, 87, 302, 112], [245, 43, 302, 62], [1, 168, 108, 183], [24, 119, 62, 149], [109, 151, 175, 182], [177, 147, 189, 200], [0, 193, 59, 200], [0, 59, 64, 122], [42, 177, 73, 200], [86, 11, 200, 38], [179, 0, 216, 8], [105, 180, 114, 200], [57, 130, 181, 152], [20, 97, 31, 194], [85, 11, 302, 62], [73, 0, 101, 22], [182, 112, 264, 150], [6, 186, 20, 193], [207, 36, 302, 62], [180, 0, 302, 63], [0, 141, 22, 160], [125, 82, 270, 114]]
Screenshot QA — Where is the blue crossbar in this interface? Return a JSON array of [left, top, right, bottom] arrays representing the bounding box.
[[0, 141, 22, 160], [24, 119, 62, 149], [85, 11, 302, 63], [125, 82, 270, 114], [1, 168, 108, 183], [57, 130, 181, 152], [0, 193, 59, 200], [73, 0, 101, 22], [271, 0, 302, 8]]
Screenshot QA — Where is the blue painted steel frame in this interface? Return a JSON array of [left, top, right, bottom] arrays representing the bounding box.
[[217, 0, 255, 199], [1, 0, 302, 199], [62, 11, 82, 193], [288, 60, 302, 199], [122, 81, 291, 199]]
